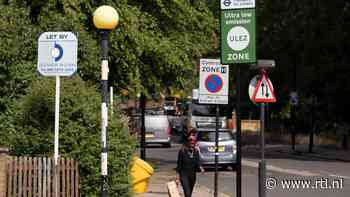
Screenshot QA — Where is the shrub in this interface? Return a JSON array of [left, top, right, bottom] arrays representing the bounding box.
[[0, 76, 136, 196]]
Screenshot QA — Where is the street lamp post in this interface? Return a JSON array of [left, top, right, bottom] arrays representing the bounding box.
[[93, 5, 119, 197]]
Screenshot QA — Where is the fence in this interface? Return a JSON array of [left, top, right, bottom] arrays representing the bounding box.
[[242, 120, 261, 132], [5, 156, 79, 197]]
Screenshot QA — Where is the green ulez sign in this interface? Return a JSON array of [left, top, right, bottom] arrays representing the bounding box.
[[221, 9, 256, 64]]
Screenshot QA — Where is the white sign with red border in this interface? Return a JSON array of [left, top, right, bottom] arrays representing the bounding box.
[[250, 74, 276, 103]]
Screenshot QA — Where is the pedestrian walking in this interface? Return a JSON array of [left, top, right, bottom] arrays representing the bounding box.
[[176, 131, 204, 197]]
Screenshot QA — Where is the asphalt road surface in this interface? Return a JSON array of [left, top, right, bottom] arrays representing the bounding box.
[[144, 142, 350, 197]]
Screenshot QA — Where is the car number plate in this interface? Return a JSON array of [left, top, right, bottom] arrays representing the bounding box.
[[145, 133, 154, 138], [208, 146, 225, 152]]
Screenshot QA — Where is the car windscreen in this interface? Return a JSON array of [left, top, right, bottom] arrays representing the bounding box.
[[145, 116, 169, 130], [197, 131, 234, 142], [191, 102, 227, 116]]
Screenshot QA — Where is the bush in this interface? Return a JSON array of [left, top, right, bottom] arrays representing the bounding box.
[[0, 76, 136, 197]]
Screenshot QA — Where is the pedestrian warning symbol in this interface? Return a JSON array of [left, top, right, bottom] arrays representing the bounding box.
[[252, 74, 276, 103]]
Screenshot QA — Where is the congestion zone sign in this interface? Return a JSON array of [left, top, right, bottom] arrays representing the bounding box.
[[199, 59, 229, 104]]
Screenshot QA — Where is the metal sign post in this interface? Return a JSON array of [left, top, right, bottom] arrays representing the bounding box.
[[289, 91, 298, 151], [37, 31, 78, 197], [249, 61, 276, 197], [54, 76, 60, 165], [235, 65, 242, 197], [214, 104, 220, 197], [220, 1, 256, 196], [198, 58, 229, 197], [54, 76, 60, 197], [258, 102, 266, 197], [140, 93, 146, 160]]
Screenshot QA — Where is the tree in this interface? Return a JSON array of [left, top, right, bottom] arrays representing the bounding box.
[[256, 0, 350, 125], [0, 0, 219, 99]]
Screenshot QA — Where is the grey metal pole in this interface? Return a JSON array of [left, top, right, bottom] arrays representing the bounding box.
[[291, 105, 296, 151], [140, 93, 146, 160], [309, 96, 315, 153], [54, 76, 60, 197], [261, 103, 265, 162], [100, 30, 109, 197], [214, 104, 219, 197], [236, 65, 242, 197], [258, 103, 266, 197]]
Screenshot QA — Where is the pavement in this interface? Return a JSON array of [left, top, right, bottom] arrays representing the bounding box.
[[135, 144, 349, 197], [243, 144, 350, 162], [135, 170, 230, 197]]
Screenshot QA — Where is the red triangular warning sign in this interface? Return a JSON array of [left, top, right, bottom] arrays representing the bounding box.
[[252, 74, 276, 103]]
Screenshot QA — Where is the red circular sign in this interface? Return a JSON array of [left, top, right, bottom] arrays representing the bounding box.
[[205, 74, 223, 93]]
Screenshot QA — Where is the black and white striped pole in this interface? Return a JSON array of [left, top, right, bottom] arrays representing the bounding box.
[[93, 5, 119, 197]]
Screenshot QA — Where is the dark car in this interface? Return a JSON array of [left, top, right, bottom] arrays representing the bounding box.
[[196, 128, 236, 168]]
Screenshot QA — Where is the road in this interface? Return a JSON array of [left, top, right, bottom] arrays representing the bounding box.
[[144, 142, 350, 197]]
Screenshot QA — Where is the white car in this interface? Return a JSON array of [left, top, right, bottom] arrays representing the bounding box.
[[144, 115, 172, 147]]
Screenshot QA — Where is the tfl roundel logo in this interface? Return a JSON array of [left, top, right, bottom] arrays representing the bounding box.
[[51, 42, 63, 62]]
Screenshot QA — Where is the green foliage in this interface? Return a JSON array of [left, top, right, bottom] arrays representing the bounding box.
[[0, 77, 136, 196], [0, 3, 38, 111], [0, 0, 219, 106]]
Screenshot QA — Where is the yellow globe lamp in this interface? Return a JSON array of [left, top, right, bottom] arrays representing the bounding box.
[[93, 5, 119, 30]]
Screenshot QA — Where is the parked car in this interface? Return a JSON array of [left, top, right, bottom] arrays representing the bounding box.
[[144, 115, 172, 147], [196, 128, 236, 168], [184, 94, 228, 129]]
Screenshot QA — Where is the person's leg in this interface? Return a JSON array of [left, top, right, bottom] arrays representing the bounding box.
[[180, 176, 192, 197], [188, 175, 196, 195]]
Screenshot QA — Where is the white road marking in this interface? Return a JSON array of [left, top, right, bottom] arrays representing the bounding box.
[[242, 159, 320, 176]]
